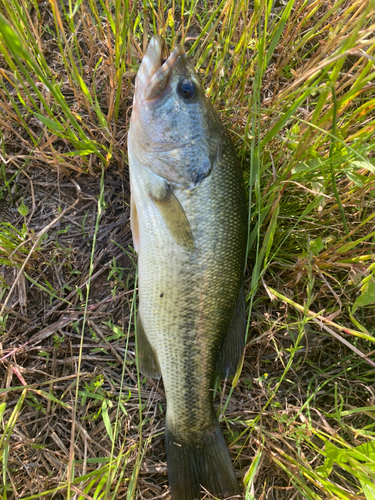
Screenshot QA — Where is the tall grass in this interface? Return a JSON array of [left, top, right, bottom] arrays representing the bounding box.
[[0, 0, 375, 498]]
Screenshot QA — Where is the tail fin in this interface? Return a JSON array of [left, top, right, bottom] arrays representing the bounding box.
[[165, 420, 241, 500]]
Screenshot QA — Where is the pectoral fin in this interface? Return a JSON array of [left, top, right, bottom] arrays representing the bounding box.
[[150, 183, 194, 250], [130, 194, 140, 253], [216, 286, 246, 378], [136, 313, 161, 379]]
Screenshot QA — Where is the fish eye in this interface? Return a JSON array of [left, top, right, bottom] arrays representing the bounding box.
[[177, 78, 197, 100]]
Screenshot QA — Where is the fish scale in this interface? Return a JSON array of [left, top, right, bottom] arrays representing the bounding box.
[[131, 147, 245, 432], [128, 36, 247, 499]]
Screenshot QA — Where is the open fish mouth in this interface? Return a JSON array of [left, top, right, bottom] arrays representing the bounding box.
[[145, 42, 185, 100], [137, 35, 185, 101]]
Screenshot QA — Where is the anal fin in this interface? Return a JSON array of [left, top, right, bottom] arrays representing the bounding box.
[[136, 313, 161, 379], [216, 285, 246, 379]]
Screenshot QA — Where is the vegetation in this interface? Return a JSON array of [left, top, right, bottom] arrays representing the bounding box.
[[0, 0, 375, 498]]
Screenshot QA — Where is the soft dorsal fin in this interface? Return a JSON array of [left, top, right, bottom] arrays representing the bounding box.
[[150, 182, 194, 250], [216, 285, 246, 378]]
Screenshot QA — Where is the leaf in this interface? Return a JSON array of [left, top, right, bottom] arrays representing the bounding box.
[[78, 390, 104, 401], [0, 402, 6, 423], [244, 446, 262, 496], [352, 279, 375, 314], [316, 457, 334, 478], [18, 198, 28, 217], [263, 204, 279, 266], [363, 482, 375, 500], [31, 443, 47, 450], [93, 93, 108, 129], [93, 470, 109, 500], [101, 399, 113, 443], [0, 388, 27, 448], [77, 74, 93, 103], [34, 112, 64, 132], [266, 0, 294, 64], [351, 160, 375, 173], [347, 441, 375, 466], [70, 0, 83, 19], [127, 453, 141, 500], [63, 148, 97, 156], [260, 92, 308, 148], [337, 230, 375, 254], [324, 441, 345, 463], [292, 158, 322, 174], [0, 14, 26, 58], [3, 441, 8, 485], [310, 237, 325, 256], [321, 439, 375, 497], [346, 170, 367, 187], [32, 389, 71, 409]]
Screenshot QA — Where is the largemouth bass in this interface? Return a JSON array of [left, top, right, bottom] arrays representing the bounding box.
[[128, 36, 247, 500]]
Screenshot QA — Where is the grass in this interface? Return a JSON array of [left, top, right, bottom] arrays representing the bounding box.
[[0, 0, 375, 498]]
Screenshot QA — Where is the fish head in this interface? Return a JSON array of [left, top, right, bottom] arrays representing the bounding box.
[[129, 36, 224, 190]]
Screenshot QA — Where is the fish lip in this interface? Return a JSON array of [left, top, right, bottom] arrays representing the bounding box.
[[145, 35, 165, 73], [144, 39, 185, 100]]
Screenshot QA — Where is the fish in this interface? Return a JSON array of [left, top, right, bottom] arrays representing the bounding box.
[[127, 35, 247, 500]]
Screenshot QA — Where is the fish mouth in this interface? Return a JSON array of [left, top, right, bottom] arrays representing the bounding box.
[[141, 36, 185, 100]]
